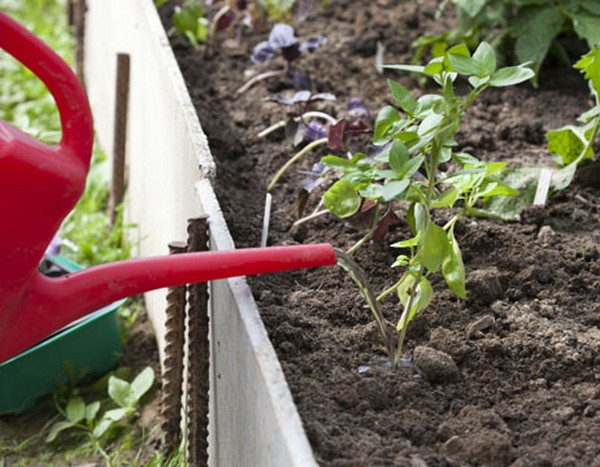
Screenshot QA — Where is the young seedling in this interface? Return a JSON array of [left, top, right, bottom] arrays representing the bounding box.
[[237, 23, 324, 94], [323, 42, 534, 368], [171, 0, 210, 47]]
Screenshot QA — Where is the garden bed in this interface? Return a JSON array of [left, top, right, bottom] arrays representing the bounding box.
[[163, 0, 599, 464]]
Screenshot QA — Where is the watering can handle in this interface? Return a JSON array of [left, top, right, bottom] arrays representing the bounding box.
[[0, 12, 93, 168]]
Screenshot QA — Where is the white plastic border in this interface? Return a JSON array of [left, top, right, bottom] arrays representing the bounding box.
[[84, 1, 317, 465]]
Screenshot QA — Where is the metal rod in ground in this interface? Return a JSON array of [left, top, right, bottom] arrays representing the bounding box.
[[186, 216, 210, 467], [72, 0, 86, 84], [160, 241, 188, 454], [108, 53, 130, 226]]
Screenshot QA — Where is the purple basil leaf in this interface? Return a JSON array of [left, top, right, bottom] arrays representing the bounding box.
[[328, 119, 347, 152], [251, 41, 276, 63], [268, 90, 312, 106], [215, 9, 236, 31], [293, 71, 312, 90], [281, 44, 301, 63], [310, 92, 336, 102], [301, 176, 325, 193], [373, 208, 400, 242], [305, 119, 328, 141], [347, 97, 370, 119], [236, 0, 249, 10], [268, 24, 298, 49], [299, 35, 325, 53]]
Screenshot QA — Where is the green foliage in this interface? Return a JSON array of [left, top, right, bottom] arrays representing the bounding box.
[[46, 367, 155, 444], [255, 0, 330, 22], [324, 43, 532, 366], [172, 0, 209, 46], [420, 0, 600, 79], [546, 46, 600, 188]]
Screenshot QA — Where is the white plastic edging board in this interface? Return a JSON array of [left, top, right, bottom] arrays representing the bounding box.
[[84, 1, 318, 465]]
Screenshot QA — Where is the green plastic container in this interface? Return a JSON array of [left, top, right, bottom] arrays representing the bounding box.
[[0, 255, 125, 414]]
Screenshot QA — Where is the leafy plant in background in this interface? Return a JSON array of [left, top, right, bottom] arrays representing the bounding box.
[[546, 46, 600, 188], [255, 0, 329, 22], [417, 0, 600, 79], [47, 367, 155, 460], [259, 92, 374, 192], [238, 23, 324, 93], [325, 43, 534, 367], [170, 0, 210, 46]]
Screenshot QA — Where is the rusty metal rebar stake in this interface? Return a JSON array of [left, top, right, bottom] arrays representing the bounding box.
[[160, 241, 188, 454], [186, 216, 210, 467], [109, 53, 130, 226]]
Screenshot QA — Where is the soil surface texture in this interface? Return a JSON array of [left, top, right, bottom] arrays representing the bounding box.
[[162, 1, 600, 465]]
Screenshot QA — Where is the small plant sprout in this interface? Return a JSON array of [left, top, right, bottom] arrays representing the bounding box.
[[171, 0, 210, 46], [262, 96, 373, 193], [47, 367, 155, 453], [237, 23, 325, 94], [546, 46, 600, 191], [323, 42, 534, 368]]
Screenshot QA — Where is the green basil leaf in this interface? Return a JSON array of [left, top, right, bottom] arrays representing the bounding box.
[[374, 106, 405, 145], [323, 180, 361, 218], [389, 141, 410, 171], [387, 79, 416, 115], [381, 179, 410, 201], [431, 187, 460, 208], [490, 66, 535, 87]]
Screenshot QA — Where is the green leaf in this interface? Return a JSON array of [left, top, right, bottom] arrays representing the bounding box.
[[452, 0, 487, 17], [374, 106, 404, 145], [387, 80, 416, 115], [108, 376, 133, 408], [399, 155, 425, 179], [130, 367, 154, 403], [381, 179, 410, 201], [358, 183, 383, 199], [46, 420, 76, 443], [431, 187, 460, 208], [389, 141, 410, 171], [93, 418, 113, 438], [473, 41, 496, 76], [572, 13, 600, 48], [547, 125, 593, 165], [66, 397, 85, 424], [391, 255, 410, 268], [448, 54, 482, 76], [442, 229, 466, 298], [421, 221, 448, 273], [383, 64, 426, 74], [489, 66, 535, 87], [391, 231, 421, 249], [323, 180, 361, 218], [414, 94, 444, 117], [396, 276, 433, 331], [85, 401, 101, 422], [514, 6, 564, 76], [103, 407, 130, 422], [322, 155, 352, 170], [580, 0, 600, 15], [574, 48, 600, 97]]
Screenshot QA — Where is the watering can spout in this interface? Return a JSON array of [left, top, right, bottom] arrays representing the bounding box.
[[0, 244, 336, 363]]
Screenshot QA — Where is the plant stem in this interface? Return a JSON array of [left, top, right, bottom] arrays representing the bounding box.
[[346, 202, 381, 256], [258, 111, 337, 138], [237, 68, 288, 95], [335, 248, 394, 361], [392, 265, 425, 368], [267, 137, 328, 191], [292, 208, 329, 227]]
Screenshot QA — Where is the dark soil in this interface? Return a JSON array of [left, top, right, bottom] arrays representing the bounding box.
[[163, 1, 600, 465]]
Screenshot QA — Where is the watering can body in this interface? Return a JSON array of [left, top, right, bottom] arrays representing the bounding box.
[[0, 12, 336, 364]]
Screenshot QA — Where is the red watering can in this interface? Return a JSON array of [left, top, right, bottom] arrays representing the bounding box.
[[0, 12, 335, 364]]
